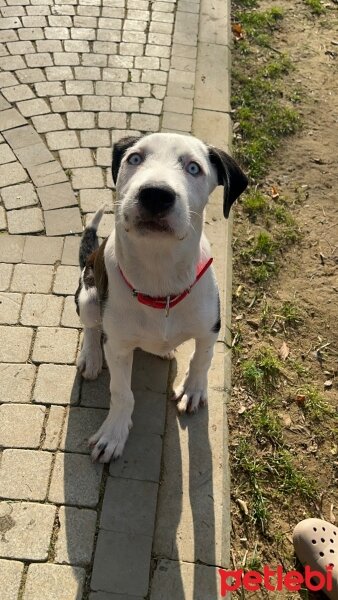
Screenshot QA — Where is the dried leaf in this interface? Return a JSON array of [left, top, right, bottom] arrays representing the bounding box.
[[331, 444, 337, 456], [279, 341, 290, 361], [271, 186, 279, 200], [232, 23, 244, 39], [296, 394, 306, 404], [237, 499, 249, 515], [324, 379, 333, 389], [238, 405, 246, 415]]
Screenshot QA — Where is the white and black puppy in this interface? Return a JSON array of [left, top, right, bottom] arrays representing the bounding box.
[[75, 133, 247, 463]]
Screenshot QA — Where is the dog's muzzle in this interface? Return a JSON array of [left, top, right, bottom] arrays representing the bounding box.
[[138, 184, 176, 217]]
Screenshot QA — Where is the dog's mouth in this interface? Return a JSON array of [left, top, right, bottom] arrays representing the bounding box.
[[135, 218, 173, 234]]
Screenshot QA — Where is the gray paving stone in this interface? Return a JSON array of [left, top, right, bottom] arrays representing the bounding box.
[[27, 161, 68, 187], [55, 505, 97, 566], [140, 98, 162, 115], [54, 51, 80, 66], [150, 559, 222, 600], [21, 293, 63, 326], [61, 236, 80, 265], [23, 235, 63, 264], [80, 369, 110, 409], [91, 530, 152, 596], [95, 81, 121, 96], [34, 364, 80, 405], [0, 291, 22, 324], [2, 83, 34, 102], [61, 295, 81, 327], [0, 234, 25, 263], [66, 80, 94, 95], [101, 477, 158, 537], [46, 130, 79, 150], [45, 26, 70, 40], [48, 452, 103, 507], [110, 96, 139, 112], [7, 207, 44, 234], [0, 449, 52, 500], [0, 71, 18, 88], [67, 111, 95, 129], [80, 129, 110, 147], [50, 95, 81, 113], [59, 148, 94, 168], [60, 407, 107, 453], [44, 207, 83, 236], [0, 326, 32, 362], [25, 52, 53, 67], [0, 559, 24, 600], [17, 98, 50, 117], [0, 148, 13, 169], [0, 501, 55, 560], [0, 54, 25, 70], [82, 95, 110, 112], [42, 405, 65, 450], [162, 111, 192, 132], [37, 181, 77, 210], [11, 264, 53, 293], [195, 43, 230, 113], [163, 95, 193, 115], [0, 363, 36, 403], [109, 432, 162, 483], [71, 166, 105, 189], [0, 404, 46, 448], [35, 81, 64, 96], [16, 68, 46, 84], [98, 112, 127, 128], [130, 113, 160, 132], [24, 564, 86, 600], [3, 124, 40, 150], [82, 53, 107, 67], [0, 161, 27, 188], [79, 188, 113, 212], [32, 326, 79, 363], [1, 183, 38, 209], [53, 265, 79, 295], [32, 113, 66, 133], [0, 264, 13, 291]]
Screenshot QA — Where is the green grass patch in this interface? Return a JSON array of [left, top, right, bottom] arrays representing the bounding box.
[[297, 385, 335, 421], [242, 348, 283, 391], [303, 0, 325, 15], [242, 189, 268, 220], [232, 4, 300, 180]]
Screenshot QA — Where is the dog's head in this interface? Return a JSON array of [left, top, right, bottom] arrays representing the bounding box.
[[112, 133, 247, 240]]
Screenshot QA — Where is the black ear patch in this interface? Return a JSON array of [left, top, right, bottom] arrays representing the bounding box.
[[208, 147, 248, 218], [112, 136, 141, 184]]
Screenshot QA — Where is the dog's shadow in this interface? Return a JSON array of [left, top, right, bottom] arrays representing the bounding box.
[[61, 347, 219, 599]]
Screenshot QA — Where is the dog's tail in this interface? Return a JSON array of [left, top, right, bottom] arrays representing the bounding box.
[[79, 207, 105, 270]]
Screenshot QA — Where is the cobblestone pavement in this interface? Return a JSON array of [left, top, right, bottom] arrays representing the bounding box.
[[0, 0, 232, 598]]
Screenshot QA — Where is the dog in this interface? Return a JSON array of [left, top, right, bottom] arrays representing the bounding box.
[[75, 132, 247, 463]]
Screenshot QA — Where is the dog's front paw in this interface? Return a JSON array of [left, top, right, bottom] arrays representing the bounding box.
[[173, 376, 208, 414], [89, 411, 132, 463], [77, 345, 103, 380]]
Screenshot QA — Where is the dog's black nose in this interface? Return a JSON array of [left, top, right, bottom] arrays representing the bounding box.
[[138, 185, 175, 216]]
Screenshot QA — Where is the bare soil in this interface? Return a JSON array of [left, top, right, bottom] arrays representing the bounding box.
[[230, 1, 338, 598]]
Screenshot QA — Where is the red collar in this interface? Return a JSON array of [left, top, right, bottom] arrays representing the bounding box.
[[119, 257, 213, 316]]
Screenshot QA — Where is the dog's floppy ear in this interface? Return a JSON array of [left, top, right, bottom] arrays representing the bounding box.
[[112, 136, 141, 184], [208, 146, 248, 218]]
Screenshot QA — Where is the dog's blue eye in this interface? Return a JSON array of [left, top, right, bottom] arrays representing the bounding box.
[[127, 153, 142, 166], [187, 161, 201, 176]]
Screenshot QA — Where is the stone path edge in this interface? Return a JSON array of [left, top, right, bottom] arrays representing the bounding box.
[[193, 0, 233, 572]]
